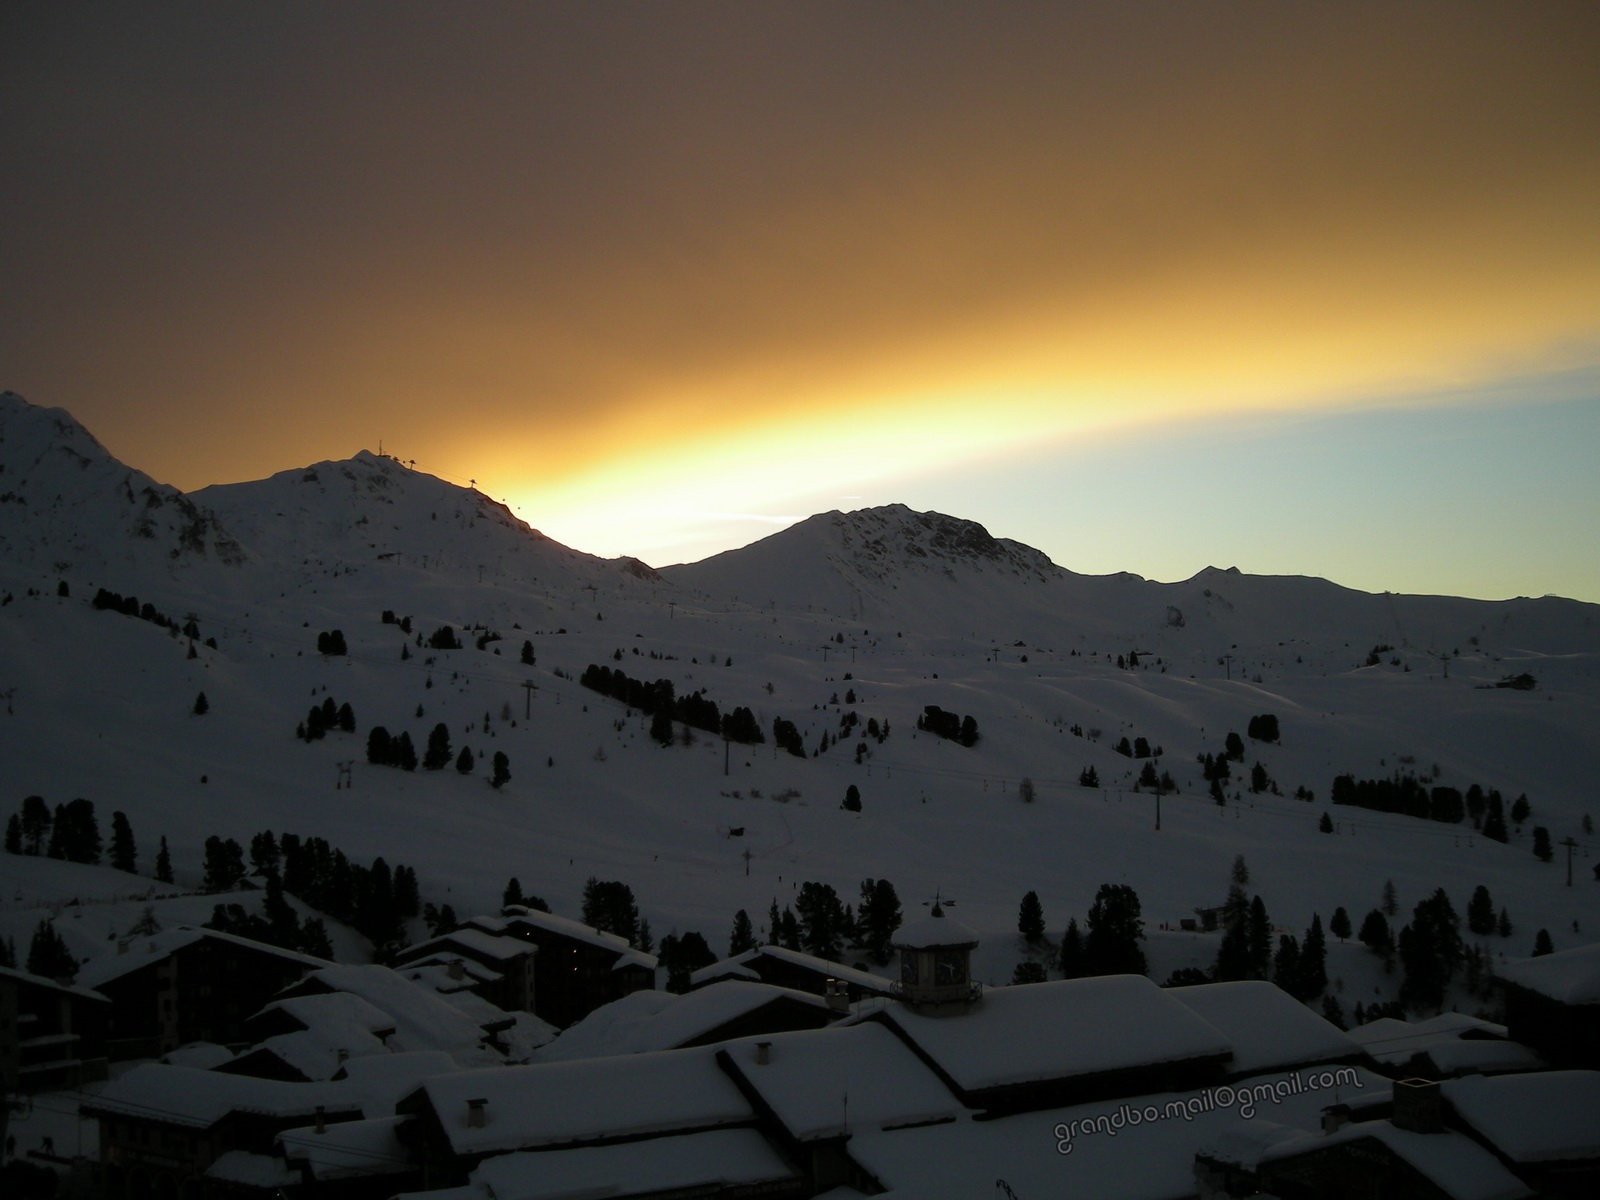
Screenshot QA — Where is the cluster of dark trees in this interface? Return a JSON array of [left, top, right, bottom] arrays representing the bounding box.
[[581, 877, 644, 947], [299, 696, 356, 741], [1246, 713, 1281, 742], [917, 704, 979, 746], [581, 662, 766, 746], [1330, 773, 1529, 841], [1005, 885, 1149, 984], [201, 828, 421, 959], [4, 796, 144, 873], [1113, 734, 1160, 759], [316, 629, 348, 655], [91, 587, 213, 647], [366, 724, 509, 785], [757, 877, 904, 966], [379, 609, 414, 633]]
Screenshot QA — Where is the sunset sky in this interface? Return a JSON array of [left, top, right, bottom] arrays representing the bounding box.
[[4, 2, 1598, 600]]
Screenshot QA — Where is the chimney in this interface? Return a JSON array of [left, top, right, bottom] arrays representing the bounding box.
[[754, 1041, 772, 1066], [336, 1048, 349, 1065], [466, 1098, 488, 1128], [1321, 1104, 1350, 1135], [448, 958, 465, 981], [824, 978, 849, 1014], [1391, 1078, 1443, 1134], [314, 1106, 326, 1135]]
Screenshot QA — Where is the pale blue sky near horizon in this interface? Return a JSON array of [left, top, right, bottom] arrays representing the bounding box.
[[635, 367, 1599, 604]]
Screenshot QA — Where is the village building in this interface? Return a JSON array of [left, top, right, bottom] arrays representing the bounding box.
[[0, 962, 110, 1094], [1497, 942, 1600, 1070], [1346, 1011, 1544, 1079], [392, 928, 537, 1014], [535, 979, 834, 1062], [458, 908, 655, 1029], [73, 927, 329, 1060], [690, 944, 897, 1005]]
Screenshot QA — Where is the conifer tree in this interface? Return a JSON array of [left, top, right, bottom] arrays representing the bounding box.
[[1058, 917, 1084, 979], [1017, 890, 1047, 945], [490, 751, 510, 788], [1467, 885, 1495, 936], [1273, 934, 1302, 994], [155, 835, 174, 883], [26, 919, 76, 979], [423, 723, 452, 770], [1330, 906, 1352, 943], [729, 909, 757, 956], [1532, 928, 1554, 956], [1248, 895, 1273, 979], [1532, 826, 1553, 863], [5, 812, 22, 855], [20, 795, 51, 855], [193, 691, 209, 715], [456, 746, 475, 774], [1382, 879, 1399, 916], [1083, 883, 1147, 977], [856, 878, 902, 964], [503, 877, 525, 909], [1299, 914, 1328, 998], [795, 881, 849, 962], [110, 811, 137, 873]]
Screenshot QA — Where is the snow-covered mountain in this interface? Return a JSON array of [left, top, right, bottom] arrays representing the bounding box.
[[0, 390, 248, 588], [3, 388, 1599, 1013]]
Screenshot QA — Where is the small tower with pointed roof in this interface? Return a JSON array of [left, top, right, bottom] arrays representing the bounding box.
[[891, 899, 982, 1015]]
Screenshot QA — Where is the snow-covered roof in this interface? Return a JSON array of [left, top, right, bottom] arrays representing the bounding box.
[[204, 1150, 299, 1188], [74, 925, 328, 990], [892, 909, 979, 949], [858, 974, 1233, 1094], [1443, 1070, 1600, 1162], [1346, 1013, 1541, 1074], [537, 979, 830, 1063], [467, 1128, 799, 1200], [238, 1026, 392, 1081], [1498, 941, 1600, 1004], [0, 962, 111, 1002], [400, 927, 535, 965], [690, 945, 896, 993], [414, 1046, 753, 1155], [83, 1063, 357, 1128], [400, 958, 503, 991], [259, 991, 399, 1038], [279, 1114, 410, 1179], [160, 1042, 236, 1070], [469, 909, 657, 971], [331, 1048, 463, 1111], [1259, 1121, 1534, 1200], [719, 1022, 960, 1140], [1168, 981, 1359, 1076], [281, 964, 506, 1064]]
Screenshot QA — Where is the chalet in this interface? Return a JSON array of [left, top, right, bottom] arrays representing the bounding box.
[[460, 908, 656, 1028], [1497, 941, 1600, 1069], [0, 963, 110, 1093], [268, 964, 520, 1067], [394, 1046, 755, 1186], [1347, 1011, 1544, 1079], [536, 980, 834, 1062], [852, 973, 1234, 1115], [1167, 980, 1362, 1079], [1442, 1070, 1600, 1198], [393, 928, 538, 1014], [73, 927, 329, 1059], [690, 944, 897, 1005], [1248, 1078, 1535, 1200]]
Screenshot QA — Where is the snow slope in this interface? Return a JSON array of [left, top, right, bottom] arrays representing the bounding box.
[[2, 389, 1598, 1020]]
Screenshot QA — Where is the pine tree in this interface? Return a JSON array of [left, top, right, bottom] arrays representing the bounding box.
[[490, 751, 511, 788], [1299, 914, 1328, 998], [581, 878, 641, 945], [1532, 826, 1553, 863], [395, 732, 418, 771], [1058, 917, 1084, 979], [503, 877, 525, 908], [1330, 906, 1352, 943], [337, 702, 356, 732], [1382, 879, 1398, 916], [193, 691, 209, 715], [842, 784, 862, 812], [767, 899, 782, 947], [1532, 928, 1554, 957], [1273, 934, 1302, 994], [1017, 890, 1047, 945], [202, 835, 245, 892], [423, 723, 452, 770], [1398, 888, 1463, 1011], [1319, 812, 1334, 833], [795, 881, 849, 962], [20, 794, 51, 855], [110, 811, 137, 872], [729, 909, 757, 956], [1012, 961, 1047, 984], [520, 640, 535, 665], [1083, 883, 1147, 977], [155, 835, 174, 883], [1510, 793, 1531, 825], [637, 918, 654, 954], [1467, 885, 1495, 936], [856, 878, 902, 965], [1248, 895, 1273, 979], [1481, 793, 1509, 843], [456, 746, 475, 774], [27, 919, 77, 979], [1497, 907, 1513, 938], [5, 812, 22, 854], [778, 907, 801, 951]]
